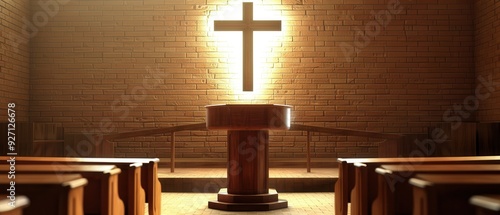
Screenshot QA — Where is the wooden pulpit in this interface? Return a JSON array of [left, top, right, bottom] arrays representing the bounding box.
[[206, 104, 290, 211]]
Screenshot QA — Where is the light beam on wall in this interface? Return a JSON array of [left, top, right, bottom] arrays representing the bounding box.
[[209, 1, 285, 100]]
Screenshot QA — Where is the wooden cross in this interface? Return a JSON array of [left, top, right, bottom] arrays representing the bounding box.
[[214, 2, 281, 91]]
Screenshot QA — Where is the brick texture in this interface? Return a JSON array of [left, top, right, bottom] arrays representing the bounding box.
[[20, 0, 484, 159], [475, 0, 500, 121], [0, 0, 30, 122]]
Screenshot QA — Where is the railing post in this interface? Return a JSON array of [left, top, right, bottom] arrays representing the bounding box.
[[307, 131, 311, 173], [171, 132, 176, 173]]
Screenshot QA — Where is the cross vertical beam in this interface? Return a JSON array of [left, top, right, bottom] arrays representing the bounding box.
[[214, 2, 281, 92]]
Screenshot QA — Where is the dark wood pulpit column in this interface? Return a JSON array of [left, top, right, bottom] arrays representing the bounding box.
[[227, 130, 269, 194], [206, 104, 291, 211]]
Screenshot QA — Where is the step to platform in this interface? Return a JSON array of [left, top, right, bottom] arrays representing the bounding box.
[[160, 158, 338, 169], [158, 167, 338, 193]]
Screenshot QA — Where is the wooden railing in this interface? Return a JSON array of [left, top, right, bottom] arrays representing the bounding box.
[[103, 123, 402, 172], [103, 123, 206, 173], [289, 124, 402, 172]]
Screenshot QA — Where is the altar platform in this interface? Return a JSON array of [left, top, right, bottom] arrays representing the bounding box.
[[153, 164, 339, 214], [157, 158, 338, 193]]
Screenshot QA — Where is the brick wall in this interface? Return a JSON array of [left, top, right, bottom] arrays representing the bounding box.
[[475, 0, 500, 122], [28, 0, 477, 159], [0, 0, 30, 122]]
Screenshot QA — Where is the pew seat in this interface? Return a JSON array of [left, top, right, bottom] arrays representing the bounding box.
[[1, 164, 124, 215], [470, 195, 500, 215], [410, 174, 500, 215], [337, 156, 500, 215], [373, 164, 500, 215], [3, 156, 160, 215], [0, 174, 87, 215]]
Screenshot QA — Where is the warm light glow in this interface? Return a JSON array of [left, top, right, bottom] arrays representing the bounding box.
[[208, 1, 286, 101], [286, 108, 291, 128]]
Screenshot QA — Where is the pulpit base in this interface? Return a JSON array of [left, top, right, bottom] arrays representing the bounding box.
[[208, 188, 288, 211]]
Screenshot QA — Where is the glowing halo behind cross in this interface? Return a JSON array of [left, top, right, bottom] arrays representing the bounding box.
[[213, 2, 282, 92]]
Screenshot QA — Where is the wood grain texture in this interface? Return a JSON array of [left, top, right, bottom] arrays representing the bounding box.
[[0, 156, 158, 215], [227, 130, 269, 194], [0, 174, 87, 215], [206, 104, 291, 130], [32, 123, 64, 157], [410, 174, 500, 215], [0, 164, 124, 215], [477, 123, 500, 155], [374, 164, 500, 215], [336, 156, 500, 215]]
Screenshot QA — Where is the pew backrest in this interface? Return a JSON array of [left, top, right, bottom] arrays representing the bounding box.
[[410, 174, 500, 215], [1, 156, 160, 215], [374, 164, 500, 215], [0, 174, 87, 215], [336, 156, 500, 215], [0, 164, 123, 215]]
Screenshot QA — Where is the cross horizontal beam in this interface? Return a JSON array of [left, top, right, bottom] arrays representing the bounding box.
[[214, 21, 282, 31]]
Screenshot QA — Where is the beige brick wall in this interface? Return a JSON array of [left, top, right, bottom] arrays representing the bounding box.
[[28, 0, 477, 159], [475, 0, 500, 122], [0, 0, 30, 122]]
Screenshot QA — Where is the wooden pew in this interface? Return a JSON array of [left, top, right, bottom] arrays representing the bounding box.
[[335, 156, 500, 215], [0, 196, 29, 215], [470, 195, 500, 215], [4, 156, 160, 215], [410, 174, 500, 215], [0, 174, 87, 215], [2, 164, 124, 215], [351, 157, 500, 215], [373, 164, 500, 215]]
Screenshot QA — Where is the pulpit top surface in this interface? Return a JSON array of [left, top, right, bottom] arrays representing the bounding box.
[[205, 104, 291, 130]]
